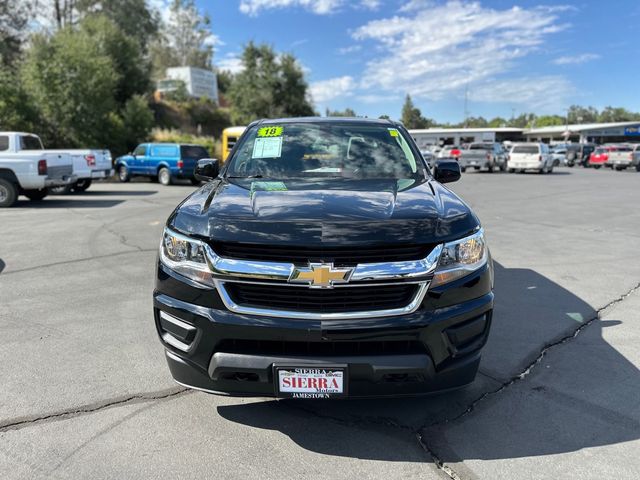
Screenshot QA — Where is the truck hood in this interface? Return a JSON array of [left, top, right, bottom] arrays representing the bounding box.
[[168, 178, 480, 246]]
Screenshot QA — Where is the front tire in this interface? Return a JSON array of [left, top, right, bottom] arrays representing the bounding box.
[[118, 165, 130, 182], [0, 178, 18, 208], [158, 167, 172, 186], [460, 167, 466, 173], [508, 168, 515, 173], [594, 165, 601, 169], [73, 179, 92, 192], [190, 178, 201, 186], [24, 189, 48, 201]]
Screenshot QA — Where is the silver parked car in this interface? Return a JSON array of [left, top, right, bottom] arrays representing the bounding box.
[[458, 142, 507, 172]]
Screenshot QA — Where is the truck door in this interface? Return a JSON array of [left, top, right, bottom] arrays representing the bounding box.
[[130, 144, 148, 174]]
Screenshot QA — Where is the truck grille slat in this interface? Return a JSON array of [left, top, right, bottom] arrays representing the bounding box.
[[225, 283, 418, 313]]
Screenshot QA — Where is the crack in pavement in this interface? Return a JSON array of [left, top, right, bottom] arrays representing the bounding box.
[[0, 387, 192, 433], [0, 249, 157, 276], [278, 279, 640, 479], [2, 280, 638, 479]]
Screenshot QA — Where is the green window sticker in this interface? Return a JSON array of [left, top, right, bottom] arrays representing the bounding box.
[[388, 128, 399, 137], [250, 181, 288, 198], [257, 126, 283, 137]]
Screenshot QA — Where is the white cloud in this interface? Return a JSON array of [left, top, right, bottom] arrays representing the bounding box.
[[338, 45, 362, 55], [553, 53, 600, 65], [239, 0, 377, 16], [309, 76, 355, 102], [351, 1, 571, 106], [469, 76, 573, 112], [217, 54, 244, 74]]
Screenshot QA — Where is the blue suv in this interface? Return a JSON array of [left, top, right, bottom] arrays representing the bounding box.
[[115, 143, 210, 185]]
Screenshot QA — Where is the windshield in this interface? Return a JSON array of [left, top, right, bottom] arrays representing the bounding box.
[[512, 145, 539, 154], [469, 144, 492, 150], [226, 122, 423, 180]]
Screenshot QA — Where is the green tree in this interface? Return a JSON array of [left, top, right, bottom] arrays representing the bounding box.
[[488, 117, 507, 128], [326, 107, 357, 117], [534, 115, 565, 127], [112, 94, 155, 154], [79, 15, 151, 105], [567, 105, 598, 124], [0, 64, 40, 131], [228, 42, 314, 124], [76, 0, 158, 51], [0, 1, 31, 66], [598, 106, 640, 123], [216, 69, 234, 95], [401, 94, 430, 129], [150, 0, 213, 79], [21, 30, 118, 147]]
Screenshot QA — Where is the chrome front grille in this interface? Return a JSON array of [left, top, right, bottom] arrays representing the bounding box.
[[199, 236, 444, 320]]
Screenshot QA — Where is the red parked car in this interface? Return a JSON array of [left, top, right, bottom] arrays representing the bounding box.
[[589, 146, 617, 169]]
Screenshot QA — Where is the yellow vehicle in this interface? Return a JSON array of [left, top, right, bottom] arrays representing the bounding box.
[[221, 126, 246, 161]]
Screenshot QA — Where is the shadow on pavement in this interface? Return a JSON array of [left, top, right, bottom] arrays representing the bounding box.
[[217, 262, 639, 463], [56, 190, 159, 197], [15, 199, 125, 208]]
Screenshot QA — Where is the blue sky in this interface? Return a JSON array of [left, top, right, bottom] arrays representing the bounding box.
[[191, 0, 638, 122]]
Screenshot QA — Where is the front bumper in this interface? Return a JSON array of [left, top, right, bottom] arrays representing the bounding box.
[[153, 262, 494, 398]]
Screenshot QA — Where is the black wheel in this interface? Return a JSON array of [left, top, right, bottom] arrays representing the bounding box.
[[553, 159, 560, 167], [0, 178, 18, 208], [594, 165, 601, 170], [636, 163, 640, 172], [190, 178, 201, 186], [24, 189, 48, 201], [73, 179, 92, 192], [158, 167, 172, 186], [548, 164, 554, 174], [499, 163, 506, 172], [567, 161, 575, 167], [474, 166, 481, 171], [118, 165, 130, 182], [508, 168, 515, 173], [49, 184, 73, 195], [460, 167, 466, 173]]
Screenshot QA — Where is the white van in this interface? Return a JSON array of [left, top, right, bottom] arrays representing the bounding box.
[[507, 143, 554, 174]]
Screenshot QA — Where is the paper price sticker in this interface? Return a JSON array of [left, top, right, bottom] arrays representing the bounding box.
[[257, 126, 283, 137]]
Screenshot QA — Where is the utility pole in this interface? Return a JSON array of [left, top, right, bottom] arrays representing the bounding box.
[[463, 84, 469, 128]]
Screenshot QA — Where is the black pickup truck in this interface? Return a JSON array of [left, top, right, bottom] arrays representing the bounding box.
[[153, 117, 494, 399]]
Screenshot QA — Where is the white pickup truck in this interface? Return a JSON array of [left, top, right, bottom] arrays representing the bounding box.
[[0, 132, 77, 207], [0, 132, 113, 198]]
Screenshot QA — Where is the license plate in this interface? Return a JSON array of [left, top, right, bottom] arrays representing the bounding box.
[[275, 366, 346, 398], [91, 171, 106, 178]]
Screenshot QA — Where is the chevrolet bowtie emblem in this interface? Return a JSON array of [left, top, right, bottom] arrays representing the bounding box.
[[289, 263, 353, 288]]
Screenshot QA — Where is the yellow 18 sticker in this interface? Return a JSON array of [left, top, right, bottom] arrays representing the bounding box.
[[388, 129, 399, 137], [257, 126, 283, 137]]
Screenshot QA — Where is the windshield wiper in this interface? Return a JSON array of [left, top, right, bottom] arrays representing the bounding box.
[[226, 174, 264, 179]]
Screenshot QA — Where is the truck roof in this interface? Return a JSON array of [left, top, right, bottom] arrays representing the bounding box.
[[253, 117, 398, 127]]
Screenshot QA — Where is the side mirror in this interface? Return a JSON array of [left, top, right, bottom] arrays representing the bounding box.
[[194, 158, 220, 181], [433, 159, 461, 184]]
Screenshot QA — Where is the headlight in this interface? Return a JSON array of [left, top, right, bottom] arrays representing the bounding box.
[[159, 228, 214, 287], [431, 229, 488, 287]]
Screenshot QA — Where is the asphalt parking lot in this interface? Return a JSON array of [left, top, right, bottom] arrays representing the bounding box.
[[1, 167, 639, 479]]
